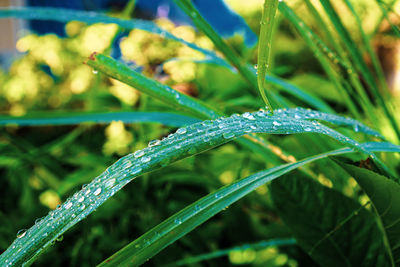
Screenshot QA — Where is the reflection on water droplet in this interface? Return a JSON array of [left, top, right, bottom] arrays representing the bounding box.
[[141, 156, 151, 163], [17, 229, 27, 238], [242, 112, 255, 120], [93, 188, 102, 196], [177, 128, 187, 134], [80, 204, 86, 210], [105, 178, 116, 188], [273, 121, 281, 126], [148, 139, 161, 147], [56, 235, 64, 242], [304, 127, 312, 132], [65, 202, 72, 209], [92, 70, 98, 74], [223, 132, 235, 139], [133, 150, 145, 158], [78, 196, 84, 203], [174, 218, 182, 225]]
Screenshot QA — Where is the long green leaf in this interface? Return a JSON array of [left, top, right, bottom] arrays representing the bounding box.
[[97, 141, 400, 266], [0, 7, 227, 67], [0, 112, 200, 127], [334, 160, 400, 264], [257, 0, 279, 111], [0, 110, 382, 266]]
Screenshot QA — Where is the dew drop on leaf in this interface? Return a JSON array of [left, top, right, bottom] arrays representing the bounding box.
[[65, 202, 72, 209], [93, 188, 102, 196], [176, 128, 187, 134], [104, 178, 116, 188], [133, 150, 145, 158], [78, 196, 84, 203], [148, 139, 161, 147], [16, 229, 27, 239], [223, 132, 235, 139], [141, 156, 151, 163]]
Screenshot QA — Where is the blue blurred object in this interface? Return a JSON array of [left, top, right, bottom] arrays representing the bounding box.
[[26, 0, 257, 47]]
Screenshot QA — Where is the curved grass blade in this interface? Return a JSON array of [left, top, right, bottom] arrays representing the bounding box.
[[274, 107, 384, 139], [162, 238, 296, 267], [0, 111, 384, 266], [86, 53, 221, 120], [257, 0, 279, 112], [0, 111, 200, 127], [97, 141, 400, 266], [0, 7, 227, 66]]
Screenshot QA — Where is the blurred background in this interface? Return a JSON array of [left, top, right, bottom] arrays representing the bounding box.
[[1, 0, 400, 266]]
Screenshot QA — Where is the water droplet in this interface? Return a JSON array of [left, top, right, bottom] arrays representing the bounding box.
[[35, 217, 43, 224], [65, 202, 72, 209], [294, 114, 301, 119], [176, 128, 187, 135], [133, 150, 145, 158], [105, 178, 116, 188], [56, 235, 64, 242], [93, 188, 102, 196], [242, 112, 255, 120], [92, 70, 98, 74], [215, 193, 221, 199], [148, 139, 161, 147], [141, 156, 151, 163], [174, 218, 182, 225], [254, 64, 258, 69], [273, 121, 281, 126], [80, 204, 86, 210], [17, 229, 27, 238], [304, 127, 312, 132], [354, 124, 360, 132], [223, 132, 235, 139], [78, 196, 85, 203], [250, 125, 257, 130]]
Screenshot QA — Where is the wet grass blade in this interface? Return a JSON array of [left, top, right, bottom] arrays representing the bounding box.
[[0, 111, 200, 127], [97, 141, 400, 266], [0, 110, 388, 266], [257, 0, 279, 112]]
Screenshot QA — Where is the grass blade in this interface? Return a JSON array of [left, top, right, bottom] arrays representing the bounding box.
[[0, 112, 200, 127], [257, 0, 279, 112], [97, 141, 400, 266]]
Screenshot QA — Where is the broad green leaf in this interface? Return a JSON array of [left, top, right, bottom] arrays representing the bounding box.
[[270, 173, 393, 266], [0, 110, 384, 266], [97, 141, 400, 266], [0, 112, 200, 127], [334, 160, 400, 264]]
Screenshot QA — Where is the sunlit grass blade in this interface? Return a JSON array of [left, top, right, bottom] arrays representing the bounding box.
[[0, 7, 226, 65], [0, 111, 200, 127], [98, 141, 400, 266], [162, 238, 296, 266], [257, 0, 279, 112], [172, 0, 258, 91], [86, 53, 221, 120], [274, 107, 384, 139], [0, 110, 386, 266]]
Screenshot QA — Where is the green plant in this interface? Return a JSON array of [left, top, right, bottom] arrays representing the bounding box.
[[0, 0, 400, 266]]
